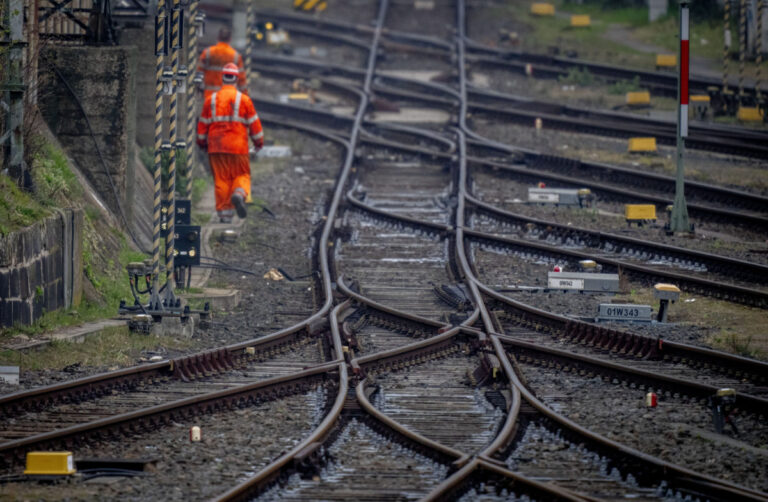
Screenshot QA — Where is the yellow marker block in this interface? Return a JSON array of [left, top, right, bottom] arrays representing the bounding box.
[[317, 1, 327, 11], [654, 283, 680, 293], [24, 452, 76, 476], [303, 0, 322, 10], [656, 54, 676, 67], [625, 91, 650, 106], [530, 3, 555, 15], [625, 204, 656, 221], [570, 14, 590, 27], [289, 93, 310, 101], [690, 95, 710, 103], [737, 106, 764, 122], [628, 137, 657, 153]]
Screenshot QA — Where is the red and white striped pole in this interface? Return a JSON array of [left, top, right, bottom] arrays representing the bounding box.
[[679, 1, 689, 138], [670, 0, 691, 233]]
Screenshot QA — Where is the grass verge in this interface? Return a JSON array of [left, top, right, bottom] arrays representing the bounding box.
[[0, 325, 194, 371]]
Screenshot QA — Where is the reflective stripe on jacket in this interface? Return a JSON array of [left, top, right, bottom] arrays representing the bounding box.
[[197, 85, 264, 154], [197, 42, 246, 94]]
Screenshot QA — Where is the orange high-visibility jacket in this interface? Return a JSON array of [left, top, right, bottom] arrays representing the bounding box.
[[197, 85, 264, 154], [197, 42, 246, 96]]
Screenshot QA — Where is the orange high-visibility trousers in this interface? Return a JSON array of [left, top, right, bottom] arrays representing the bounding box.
[[209, 153, 251, 212]]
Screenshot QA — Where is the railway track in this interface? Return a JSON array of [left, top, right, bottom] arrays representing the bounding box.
[[244, 52, 768, 231], [4, 0, 768, 500]]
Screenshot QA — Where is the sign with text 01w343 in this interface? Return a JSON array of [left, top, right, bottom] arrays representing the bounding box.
[[598, 303, 652, 322]]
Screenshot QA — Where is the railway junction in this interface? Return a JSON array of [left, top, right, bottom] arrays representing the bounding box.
[[0, 0, 767, 500]]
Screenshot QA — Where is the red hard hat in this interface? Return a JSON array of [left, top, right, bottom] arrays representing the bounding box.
[[222, 63, 239, 77]]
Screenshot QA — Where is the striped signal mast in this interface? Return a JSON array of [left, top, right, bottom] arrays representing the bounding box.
[[670, 0, 691, 234]]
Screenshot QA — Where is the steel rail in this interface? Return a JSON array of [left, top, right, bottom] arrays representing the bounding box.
[[250, 6, 766, 100], [249, 50, 768, 225], [0, 365, 339, 465], [336, 141, 768, 381], [468, 90, 768, 159], [466, 193, 768, 285], [212, 0, 392, 498], [497, 334, 768, 415], [469, 86, 768, 144], [464, 225, 768, 308], [478, 281, 768, 384], [247, 53, 768, 224], [212, 310, 349, 502], [0, 116, 356, 421], [468, 145, 768, 230], [488, 335, 768, 502], [464, 43, 765, 100]]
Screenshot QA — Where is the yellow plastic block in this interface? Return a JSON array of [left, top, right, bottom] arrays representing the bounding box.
[[302, 0, 323, 10], [579, 259, 597, 269], [737, 106, 764, 122], [689, 94, 710, 103], [570, 14, 590, 27], [625, 91, 650, 106], [530, 3, 555, 15], [24, 452, 76, 476], [289, 93, 310, 101], [625, 204, 656, 221], [628, 137, 657, 153], [656, 54, 676, 67], [654, 283, 680, 293]]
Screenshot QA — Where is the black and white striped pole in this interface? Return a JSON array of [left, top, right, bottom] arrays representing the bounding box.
[[669, 0, 691, 234]]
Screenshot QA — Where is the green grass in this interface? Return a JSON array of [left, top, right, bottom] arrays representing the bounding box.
[[0, 326, 193, 371], [32, 142, 83, 205], [0, 140, 85, 235], [0, 175, 50, 236], [191, 177, 208, 206]]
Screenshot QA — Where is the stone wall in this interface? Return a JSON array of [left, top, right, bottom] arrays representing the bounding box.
[[39, 46, 138, 223], [121, 24, 156, 149], [0, 209, 83, 328]]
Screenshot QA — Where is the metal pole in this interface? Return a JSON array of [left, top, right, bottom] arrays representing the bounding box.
[[246, 0, 254, 88], [739, 0, 747, 97], [165, 0, 181, 302], [757, 0, 764, 100], [184, 0, 198, 200], [723, 0, 731, 93], [6, 0, 25, 188], [670, 0, 691, 234], [152, 0, 167, 309]]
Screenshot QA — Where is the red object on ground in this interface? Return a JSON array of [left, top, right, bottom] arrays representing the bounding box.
[[645, 392, 658, 407], [552, 265, 562, 273], [538, 182, 546, 188]]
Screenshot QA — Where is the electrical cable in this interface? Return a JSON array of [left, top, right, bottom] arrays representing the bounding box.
[[78, 468, 149, 480], [45, 60, 149, 254], [195, 264, 260, 276]]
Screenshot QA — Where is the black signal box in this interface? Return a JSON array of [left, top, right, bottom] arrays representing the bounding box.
[[174, 224, 201, 267]]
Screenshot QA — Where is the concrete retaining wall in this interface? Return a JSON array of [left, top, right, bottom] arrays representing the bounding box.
[[39, 46, 138, 223], [0, 209, 83, 328]]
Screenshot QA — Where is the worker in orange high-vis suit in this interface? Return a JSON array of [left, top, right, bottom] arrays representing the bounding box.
[[197, 28, 246, 100], [197, 63, 264, 223]]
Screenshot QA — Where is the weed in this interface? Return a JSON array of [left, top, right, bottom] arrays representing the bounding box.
[[32, 143, 82, 205], [0, 175, 49, 235], [558, 67, 595, 87], [608, 76, 642, 95], [191, 178, 208, 206]]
